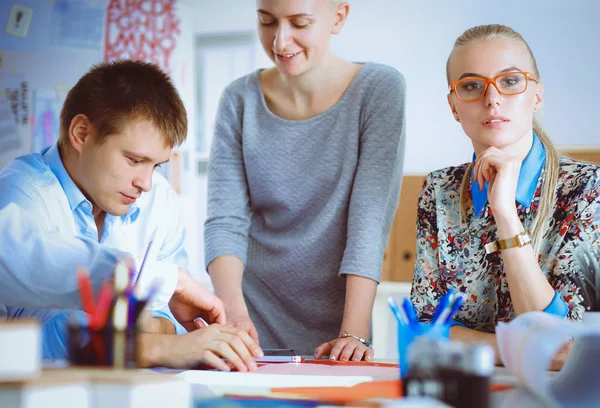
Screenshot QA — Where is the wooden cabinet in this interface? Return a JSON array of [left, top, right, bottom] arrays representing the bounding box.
[[562, 148, 600, 166], [381, 175, 426, 282]]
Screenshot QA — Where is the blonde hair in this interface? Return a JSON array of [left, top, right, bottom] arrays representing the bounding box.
[[448, 24, 560, 257]]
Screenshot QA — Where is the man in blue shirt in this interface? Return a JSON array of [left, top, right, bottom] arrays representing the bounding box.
[[0, 61, 261, 371], [0, 204, 262, 371]]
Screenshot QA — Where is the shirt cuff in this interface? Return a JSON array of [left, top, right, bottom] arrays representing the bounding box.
[[151, 307, 188, 335], [448, 319, 468, 328], [134, 260, 178, 311], [543, 291, 569, 318]]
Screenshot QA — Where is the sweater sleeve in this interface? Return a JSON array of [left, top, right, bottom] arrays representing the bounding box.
[[204, 87, 252, 270], [339, 68, 406, 282]]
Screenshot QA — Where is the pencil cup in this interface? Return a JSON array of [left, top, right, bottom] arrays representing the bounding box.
[[67, 324, 139, 368], [397, 322, 450, 379]]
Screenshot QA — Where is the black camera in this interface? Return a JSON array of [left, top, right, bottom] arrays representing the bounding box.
[[402, 337, 495, 408]]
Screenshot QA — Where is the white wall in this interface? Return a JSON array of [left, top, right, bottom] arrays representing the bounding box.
[[182, 0, 600, 174], [334, 0, 600, 173], [177, 0, 266, 285]]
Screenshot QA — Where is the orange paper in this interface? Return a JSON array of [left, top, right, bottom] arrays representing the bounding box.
[[272, 379, 514, 402], [272, 379, 402, 401]]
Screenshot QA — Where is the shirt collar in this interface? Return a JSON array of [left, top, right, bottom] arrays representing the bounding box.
[[471, 132, 546, 217], [43, 144, 140, 222], [44, 144, 89, 212]]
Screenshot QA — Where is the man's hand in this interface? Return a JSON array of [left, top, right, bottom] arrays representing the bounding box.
[[139, 325, 264, 371], [169, 268, 226, 332]]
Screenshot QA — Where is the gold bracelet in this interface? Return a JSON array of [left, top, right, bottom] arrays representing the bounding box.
[[340, 331, 373, 349], [485, 230, 532, 254]]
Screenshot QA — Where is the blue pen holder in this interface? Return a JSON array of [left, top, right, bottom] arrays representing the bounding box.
[[398, 322, 450, 379]]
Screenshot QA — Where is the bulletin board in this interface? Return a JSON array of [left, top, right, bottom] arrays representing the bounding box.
[[0, 0, 181, 173]]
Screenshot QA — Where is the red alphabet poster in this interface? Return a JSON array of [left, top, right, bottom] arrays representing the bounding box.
[[104, 0, 180, 71]]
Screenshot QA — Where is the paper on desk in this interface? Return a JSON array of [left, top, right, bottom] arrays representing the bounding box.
[[178, 362, 399, 392], [496, 311, 600, 408], [254, 362, 399, 377]]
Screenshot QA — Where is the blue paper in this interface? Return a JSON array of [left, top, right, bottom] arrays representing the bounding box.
[[50, 0, 105, 50]]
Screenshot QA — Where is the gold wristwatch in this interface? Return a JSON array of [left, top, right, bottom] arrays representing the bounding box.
[[485, 230, 532, 254]]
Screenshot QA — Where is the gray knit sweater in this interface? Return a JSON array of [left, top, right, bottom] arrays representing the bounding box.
[[205, 63, 406, 355]]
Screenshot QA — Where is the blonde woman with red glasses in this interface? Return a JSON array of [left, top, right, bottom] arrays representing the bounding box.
[[410, 24, 600, 369]]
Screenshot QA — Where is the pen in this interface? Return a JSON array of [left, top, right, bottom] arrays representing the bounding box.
[[114, 261, 129, 294], [444, 293, 467, 325], [434, 292, 465, 327], [388, 296, 408, 325], [133, 228, 157, 286], [194, 317, 209, 329], [432, 290, 455, 324], [112, 296, 128, 368], [401, 297, 418, 325]]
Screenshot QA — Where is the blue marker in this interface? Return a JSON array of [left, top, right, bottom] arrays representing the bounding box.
[[388, 296, 408, 325], [401, 297, 418, 326], [444, 293, 467, 325], [432, 290, 455, 324]]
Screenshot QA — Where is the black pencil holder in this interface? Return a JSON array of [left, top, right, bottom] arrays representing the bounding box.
[[67, 324, 139, 368]]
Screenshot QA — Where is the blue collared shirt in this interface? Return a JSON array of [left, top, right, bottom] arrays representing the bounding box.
[[0, 144, 187, 357], [0, 203, 122, 309], [466, 133, 568, 320]]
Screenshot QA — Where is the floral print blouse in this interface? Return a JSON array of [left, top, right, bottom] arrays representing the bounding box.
[[410, 156, 600, 333]]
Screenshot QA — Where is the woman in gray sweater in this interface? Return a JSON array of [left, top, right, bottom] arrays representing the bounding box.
[[205, 0, 406, 362]]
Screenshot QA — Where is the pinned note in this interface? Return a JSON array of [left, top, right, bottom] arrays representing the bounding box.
[[5, 4, 33, 38]]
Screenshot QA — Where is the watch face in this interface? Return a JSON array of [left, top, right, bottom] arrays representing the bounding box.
[[485, 241, 499, 254], [519, 232, 532, 246]]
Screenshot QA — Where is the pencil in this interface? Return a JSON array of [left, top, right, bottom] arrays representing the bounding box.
[[76, 267, 96, 321], [133, 229, 157, 286], [91, 281, 114, 330]]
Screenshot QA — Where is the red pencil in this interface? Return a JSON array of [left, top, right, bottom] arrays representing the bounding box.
[[490, 384, 514, 392], [91, 281, 114, 330], [76, 267, 96, 321]]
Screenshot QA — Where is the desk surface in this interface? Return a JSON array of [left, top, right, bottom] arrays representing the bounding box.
[[178, 360, 549, 407], [41, 359, 550, 407]]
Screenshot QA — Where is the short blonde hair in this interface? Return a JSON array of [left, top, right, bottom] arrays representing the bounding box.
[[448, 24, 559, 257]]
